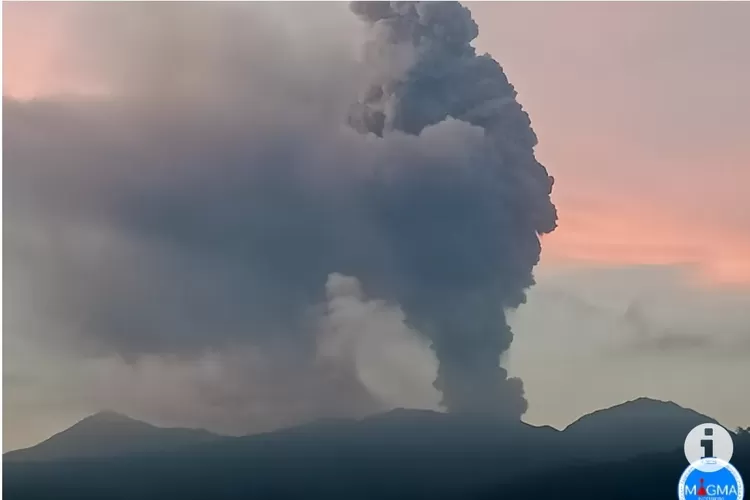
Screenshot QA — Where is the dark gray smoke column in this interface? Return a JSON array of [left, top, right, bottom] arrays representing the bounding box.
[[349, 1, 557, 417]]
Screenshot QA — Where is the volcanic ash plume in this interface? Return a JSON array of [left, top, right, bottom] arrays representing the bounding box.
[[6, 2, 558, 426], [349, 1, 557, 417]]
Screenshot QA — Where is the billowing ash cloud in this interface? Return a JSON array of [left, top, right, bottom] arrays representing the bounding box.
[[6, 1, 555, 424], [346, 1, 557, 416]]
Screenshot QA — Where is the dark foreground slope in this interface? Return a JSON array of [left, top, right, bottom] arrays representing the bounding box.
[[7, 443, 749, 500], [478, 431, 750, 500], [3, 399, 734, 500]]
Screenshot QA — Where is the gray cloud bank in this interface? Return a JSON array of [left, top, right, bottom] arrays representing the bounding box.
[[5, 1, 555, 431]]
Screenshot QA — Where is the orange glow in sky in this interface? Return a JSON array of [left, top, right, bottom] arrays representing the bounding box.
[[542, 205, 750, 287], [2, 3, 108, 100], [4, 3, 749, 289]]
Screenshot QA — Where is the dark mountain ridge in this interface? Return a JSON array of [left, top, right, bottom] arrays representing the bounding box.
[[3, 410, 222, 462], [3, 398, 732, 500], [563, 396, 718, 461]]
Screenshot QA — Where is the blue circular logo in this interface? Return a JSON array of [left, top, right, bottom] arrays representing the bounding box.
[[679, 459, 744, 500]]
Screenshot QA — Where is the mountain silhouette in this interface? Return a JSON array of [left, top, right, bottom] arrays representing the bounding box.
[[3, 411, 221, 462], [3, 399, 730, 500], [563, 397, 716, 461]]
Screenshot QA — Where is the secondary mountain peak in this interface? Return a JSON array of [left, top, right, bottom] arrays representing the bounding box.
[[4, 411, 220, 462], [564, 397, 716, 461], [566, 397, 714, 431], [83, 410, 140, 424]]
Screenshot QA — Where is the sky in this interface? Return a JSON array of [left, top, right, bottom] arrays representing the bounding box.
[[3, 2, 750, 452]]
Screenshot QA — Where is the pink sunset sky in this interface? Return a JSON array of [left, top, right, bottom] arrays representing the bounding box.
[[4, 2, 750, 287]]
